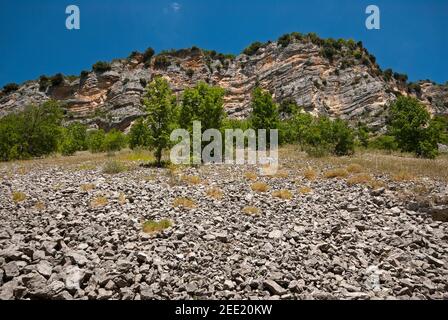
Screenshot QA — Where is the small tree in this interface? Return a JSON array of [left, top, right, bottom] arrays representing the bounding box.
[[128, 118, 150, 149], [388, 96, 439, 158], [59, 122, 88, 156], [87, 129, 106, 153], [249, 87, 280, 145], [103, 129, 127, 152], [142, 77, 177, 166]]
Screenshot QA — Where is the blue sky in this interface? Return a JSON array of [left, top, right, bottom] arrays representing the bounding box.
[[0, 0, 447, 87]]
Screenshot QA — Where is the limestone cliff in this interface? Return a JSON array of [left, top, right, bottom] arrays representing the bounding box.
[[0, 34, 447, 131]]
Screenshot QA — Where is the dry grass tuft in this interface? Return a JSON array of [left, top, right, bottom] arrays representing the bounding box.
[[346, 164, 363, 174], [34, 201, 46, 210], [272, 189, 293, 200], [303, 167, 317, 181], [244, 172, 258, 180], [242, 206, 261, 216], [368, 179, 387, 190], [102, 160, 127, 174], [392, 171, 416, 182], [12, 191, 26, 203], [298, 186, 313, 194], [324, 168, 349, 179], [251, 182, 270, 193], [142, 219, 172, 234], [173, 197, 196, 209], [182, 175, 201, 185], [347, 173, 373, 186], [81, 184, 95, 192], [206, 187, 223, 200], [118, 193, 126, 205], [91, 196, 108, 208]]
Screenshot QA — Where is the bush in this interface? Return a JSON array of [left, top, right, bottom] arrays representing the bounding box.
[[153, 55, 171, 70], [103, 129, 127, 152], [51, 73, 64, 86], [277, 34, 292, 48], [387, 96, 440, 157], [243, 42, 264, 56], [92, 61, 111, 73], [302, 116, 355, 157], [186, 68, 194, 78], [250, 87, 279, 137], [59, 122, 88, 156], [128, 118, 150, 149], [102, 160, 126, 174], [370, 135, 398, 153], [87, 129, 106, 153], [143, 47, 155, 64], [0, 100, 63, 161], [2, 83, 19, 94]]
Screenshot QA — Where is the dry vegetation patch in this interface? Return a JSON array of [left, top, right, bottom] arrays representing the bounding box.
[[244, 172, 257, 180], [242, 206, 261, 216], [206, 187, 223, 200], [251, 182, 270, 193], [91, 196, 108, 208], [182, 175, 201, 185], [272, 189, 293, 200], [142, 219, 172, 234], [303, 167, 317, 181], [298, 186, 313, 194], [347, 173, 373, 186], [81, 184, 95, 192], [173, 197, 196, 209], [324, 168, 349, 179], [346, 164, 363, 174], [12, 191, 26, 203]]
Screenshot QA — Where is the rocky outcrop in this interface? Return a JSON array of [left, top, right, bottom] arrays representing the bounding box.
[[1, 35, 447, 131]]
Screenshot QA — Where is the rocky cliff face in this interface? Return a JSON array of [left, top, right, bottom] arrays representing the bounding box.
[[1, 35, 447, 131]]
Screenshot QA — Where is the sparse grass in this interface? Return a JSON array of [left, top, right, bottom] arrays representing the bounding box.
[[91, 196, 108, 208], [182, 175, 201, 185], [102, 160, 127, 174], [392, 171, 416, 182], [118, 150, 154, 162], [80, 183, 95, 192], [242, 206, 261, 216], [368, 179, 386, 190], [347, 173, 372, 186], [324, 168, 349, 179], [12, 191, 26, 203], [244, 172, 257, 180], [77, 163, 97, 171], [34, 201, 46, 210], [173, 197, 196, 209], [346, 164, 363, 174], [118, 193, 126, 205], [142, 219, 172, 234], [303, 167, 317, 181], [272, 189, 293, 200], [298, 186, 313, 194], [251, 182, 270, 193], [206, 187, 223, 200], [273, 169, 289, 178]]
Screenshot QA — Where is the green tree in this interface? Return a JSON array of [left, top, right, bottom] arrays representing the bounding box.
[[128, 118, 151, 149], [87, 129, 106, 153], [142, 77, 177, 166], [179, 82, 226, 133], [103, 129, 127, 152], [388, 96, 440, 157], [250, 87, 280, 132]]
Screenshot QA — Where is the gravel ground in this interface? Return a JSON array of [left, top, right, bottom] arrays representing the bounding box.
[[0, 161, 447, 300]]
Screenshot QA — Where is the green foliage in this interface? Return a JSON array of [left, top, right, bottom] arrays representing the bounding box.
[[92, 61, 112, 73], [186, 68, 194, 78], [2, 83, 19, 94], [356, 123, 369, 148], [0, 100, 63, 161], [143, 77, 178, 166], [179, 82, 226, 133], [383, 68, 393, 81], [393, 72, 408, 83], [87, 129, 106, 153], [143, 47, 155, 66], [370, 135, 399, 153], [249, 87, 280, 133], [243, 42, 264, 56], [153, 55, 171, 70], [277, 34, 292, 48], [128, 118, 151, 150], [59, 122, 88, 156], [103, 129, 127, 152], [302, 117, 355, 157]]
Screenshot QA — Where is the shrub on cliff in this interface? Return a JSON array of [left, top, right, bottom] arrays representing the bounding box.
[[2, 83, 19, 94], [153, 55, 171, 70], [243, 42, 264, 56], [92, 61, 112, 73]]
